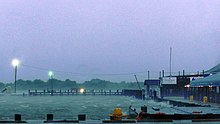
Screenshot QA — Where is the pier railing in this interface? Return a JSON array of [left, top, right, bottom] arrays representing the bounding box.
[[27, 89, 144, 99], [28, 89, 123, 96]]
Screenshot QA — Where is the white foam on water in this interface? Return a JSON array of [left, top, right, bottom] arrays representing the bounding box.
[[0, 95, 219, 121], [20, 104, 29, 108]]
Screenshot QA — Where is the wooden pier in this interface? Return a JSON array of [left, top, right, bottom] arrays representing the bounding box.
[[27, 89, 144, 99], [28, 89, 123, 96]]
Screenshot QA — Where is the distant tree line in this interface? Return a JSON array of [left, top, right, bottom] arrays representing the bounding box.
[[0, 78, 144, 92]]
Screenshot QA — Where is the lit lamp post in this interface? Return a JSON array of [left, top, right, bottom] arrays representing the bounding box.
[[48, 71, 53, 95], [12, 59, 20, 93]]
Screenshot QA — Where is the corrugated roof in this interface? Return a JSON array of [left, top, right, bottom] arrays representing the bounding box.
[[206, 63, 220, 73], [190, 73, 220, 86]]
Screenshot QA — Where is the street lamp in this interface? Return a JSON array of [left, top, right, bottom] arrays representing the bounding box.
[[12, 59, 20, 93], [48, 71, 53, 95], [48, 71, 53, 78]]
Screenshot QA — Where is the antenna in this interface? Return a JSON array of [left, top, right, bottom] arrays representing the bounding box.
[[169, 47, 172, 77]]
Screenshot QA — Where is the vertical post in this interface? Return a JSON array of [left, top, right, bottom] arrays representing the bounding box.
[[48, 71, 54, 96], [15, 114, 21, 121], [47, 114, 53, 121], [169, 47, 172, 77], [14, 66, 17, 93], [162, 70, 165, 77], [159, 71, 161, 78], [183, 70, 185, 76], [147, 71, 150, 80], [50, 77, 53, 96], [12, 59, 19, 94]]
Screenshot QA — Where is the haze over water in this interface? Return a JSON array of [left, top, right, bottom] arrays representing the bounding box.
[[0, 0, 220, 83]]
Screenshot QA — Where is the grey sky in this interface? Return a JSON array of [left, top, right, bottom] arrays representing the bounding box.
[[0, 0, 220, 83]]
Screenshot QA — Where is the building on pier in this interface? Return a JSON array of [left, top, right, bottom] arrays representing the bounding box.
[[160, 76, 189, 97], [160, 74, 210, 97], [187, 73, 220, 103], [185, 64, 220, 103], [144, 73, 208, 99], [144, 80, 160, 99]]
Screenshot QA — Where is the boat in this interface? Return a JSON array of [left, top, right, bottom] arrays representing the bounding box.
[[133, 106, 220, 122], [152, 107, 160, 111]]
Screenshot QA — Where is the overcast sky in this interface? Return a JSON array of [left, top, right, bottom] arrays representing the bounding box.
[[0, 0, 220, 83]]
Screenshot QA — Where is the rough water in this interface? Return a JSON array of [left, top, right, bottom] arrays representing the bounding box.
[[0, 95, 219, 123], [0, 95, 148, 120]]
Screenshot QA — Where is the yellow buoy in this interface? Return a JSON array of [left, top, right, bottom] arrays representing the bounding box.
[[109, 108, 126, 121], [203, 96, 208, 103], [189, 95, 194, 102]]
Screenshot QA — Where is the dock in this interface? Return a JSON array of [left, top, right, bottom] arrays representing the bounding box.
[[158, 97, 211, 107], [28, 89, 123, 96], [27, 89, 144, 99]]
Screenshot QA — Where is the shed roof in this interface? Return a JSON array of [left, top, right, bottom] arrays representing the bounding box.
[[206, 64, 220, 73], [190, 73, 220, 86]]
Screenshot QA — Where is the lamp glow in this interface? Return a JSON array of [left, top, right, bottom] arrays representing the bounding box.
[[12, 59, 20, 67], [48, 71, 53, 77], [184, 84, 190, 88], [80, 88, 85, 93]]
